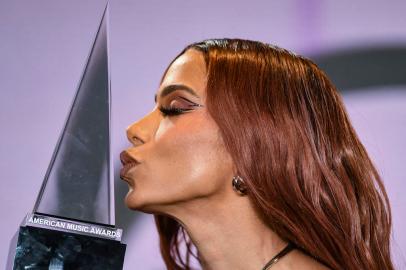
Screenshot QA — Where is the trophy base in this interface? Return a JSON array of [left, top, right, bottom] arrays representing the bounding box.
[[13, 225, 126, 270]]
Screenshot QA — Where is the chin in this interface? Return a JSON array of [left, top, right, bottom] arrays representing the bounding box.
[[124, 189, 143, 210], [124, 189, 162, 214]]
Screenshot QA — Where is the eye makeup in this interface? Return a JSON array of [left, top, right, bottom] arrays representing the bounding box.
[[158, 106, 193, 116], [158, 96, 203, 117]]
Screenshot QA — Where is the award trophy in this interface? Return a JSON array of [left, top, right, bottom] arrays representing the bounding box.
[[11, 5, 126, 269]]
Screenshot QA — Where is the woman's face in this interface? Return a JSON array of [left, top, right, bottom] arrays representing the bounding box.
[[121, 49, 236, 214]]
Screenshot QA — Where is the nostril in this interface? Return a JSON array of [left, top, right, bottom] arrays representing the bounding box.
[[132, 135, 144, 145]]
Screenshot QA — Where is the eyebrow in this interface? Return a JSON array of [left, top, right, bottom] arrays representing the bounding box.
[[154, 84, 200, 104]]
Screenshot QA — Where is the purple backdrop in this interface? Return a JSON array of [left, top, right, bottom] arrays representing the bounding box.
[[1, 0, 405, 269]]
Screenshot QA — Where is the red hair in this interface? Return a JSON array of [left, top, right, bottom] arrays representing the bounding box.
[[154, 39, 394, 270]]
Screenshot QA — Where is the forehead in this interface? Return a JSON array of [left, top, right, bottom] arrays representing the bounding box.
[[158, 49, 207, 98]]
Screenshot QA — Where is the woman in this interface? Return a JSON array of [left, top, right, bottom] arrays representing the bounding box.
[[120, 39, 394, 270]]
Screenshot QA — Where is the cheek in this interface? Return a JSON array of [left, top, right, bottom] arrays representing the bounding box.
[[155, 117, 225, 188], [133, 114, 233, 208]]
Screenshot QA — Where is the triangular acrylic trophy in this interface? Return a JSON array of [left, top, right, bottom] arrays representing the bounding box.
[[11, 4, 126, 269]]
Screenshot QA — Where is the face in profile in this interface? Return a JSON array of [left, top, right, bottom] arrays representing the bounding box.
[[121, 49, 236, 215]]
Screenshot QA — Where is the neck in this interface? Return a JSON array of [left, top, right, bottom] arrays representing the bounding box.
[[167, 191, 288, 270]]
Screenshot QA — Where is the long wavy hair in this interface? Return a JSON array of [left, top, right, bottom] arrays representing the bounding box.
[[153, 38, 394, 270]]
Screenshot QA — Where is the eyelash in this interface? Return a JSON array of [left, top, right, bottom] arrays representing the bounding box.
[[158, 106, 192, 116]]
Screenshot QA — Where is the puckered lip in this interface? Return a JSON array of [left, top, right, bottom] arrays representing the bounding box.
[[120, 151, 140, 182]]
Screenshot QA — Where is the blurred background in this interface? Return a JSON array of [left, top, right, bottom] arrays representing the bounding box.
[[0, 0, 405, 269]]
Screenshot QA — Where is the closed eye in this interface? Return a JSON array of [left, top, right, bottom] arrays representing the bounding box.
[[158, 96, 204, 117], [158, 106, 193, 117]]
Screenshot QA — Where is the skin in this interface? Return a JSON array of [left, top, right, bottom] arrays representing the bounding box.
[[123, 49, 329, 270]]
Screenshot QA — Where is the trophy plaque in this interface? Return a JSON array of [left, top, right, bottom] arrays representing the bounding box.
[[11, 4, 126, 269]]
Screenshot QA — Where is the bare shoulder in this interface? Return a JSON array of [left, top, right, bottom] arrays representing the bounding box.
[[278, 249, 332, 270]]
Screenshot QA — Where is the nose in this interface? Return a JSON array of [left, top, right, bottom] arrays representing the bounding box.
[[126, 108, 160, 146]]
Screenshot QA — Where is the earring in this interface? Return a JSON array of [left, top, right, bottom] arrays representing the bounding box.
[[232, 175, 248, 195]]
